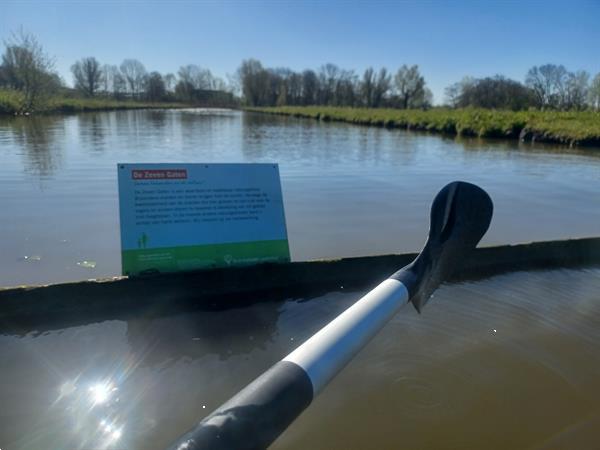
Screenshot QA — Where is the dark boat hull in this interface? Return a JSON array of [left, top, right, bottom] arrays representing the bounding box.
[[1, 237, 599, 330]]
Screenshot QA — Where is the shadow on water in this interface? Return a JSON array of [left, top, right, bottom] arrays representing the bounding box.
[[125, 302, 282, 364]]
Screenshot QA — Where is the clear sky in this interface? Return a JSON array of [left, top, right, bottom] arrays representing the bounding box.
[[1, 0, 599, 103]]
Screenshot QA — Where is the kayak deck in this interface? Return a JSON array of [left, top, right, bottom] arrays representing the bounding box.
[[0, 237, 598, 329]]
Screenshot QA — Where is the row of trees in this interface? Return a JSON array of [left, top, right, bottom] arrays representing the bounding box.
[[2, 30, 600, 112], [237, 59, 432, 109], [0, 30, 235, 110], [70, 57, 231, 103], [525, 65, 599, 110], [445, 65, 600, 111], [237, 59, 600, 111], [0, 31, 61, 109]]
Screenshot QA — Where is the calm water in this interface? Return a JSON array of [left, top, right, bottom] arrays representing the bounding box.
[[2, 111, 600, 449], [1, 109, 600, 286], [1, 268, 599, 449]]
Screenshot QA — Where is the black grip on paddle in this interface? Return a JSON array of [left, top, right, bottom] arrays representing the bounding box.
[[167, 361, 313, 450]]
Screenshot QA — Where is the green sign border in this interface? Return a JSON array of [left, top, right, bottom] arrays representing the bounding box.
[[122, 239, 290, 275]]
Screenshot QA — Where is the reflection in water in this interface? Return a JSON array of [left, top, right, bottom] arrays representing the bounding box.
[[52, 377, 124, 449], [456, 133, 600, 159], [178, 108, 238, 157], [0, 115, 65, 177], [1, 109, 600, 287], [0, 268, 599, 449], [147, 110, 167, 129], [78, 113, 107, 152]]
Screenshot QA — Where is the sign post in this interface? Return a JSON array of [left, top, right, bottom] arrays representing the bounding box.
[[117, 163, 290, 276]]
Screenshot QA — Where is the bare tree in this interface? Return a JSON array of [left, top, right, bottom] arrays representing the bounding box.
[[301, 69, 318, 105], [225, 73, 240, 95], [100, 64, 113, 93], [394, 65, 426, 109], [237, 59, 269, 106], [120, 59, 146, 98], [525, 64, 568, 109], [178, 65, 218, 90], [100, 65, 121, 96], [372, 68, 391, 108], [2, 29, 57, 110], [319, 63, 341, 105], [444, 76, 474, 107], [71, 57, 103, 97], [113, 72, 127, 98], [334, 69, 358, 106], [589, 73, 600, 110], [422, 88, 434, 109], [145, 71, 166, 101], [211, 76, 227, 92], [163, 73, 176, 92], [287, 72, 303, 105], [361, 67, 375, 107], [564, 70, 589, 110]]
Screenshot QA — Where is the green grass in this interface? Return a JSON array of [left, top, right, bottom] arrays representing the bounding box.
[[0, 89, 26, 114], [248, 106, 600, 147], [45, 97, 187, 113], [0, 89, 188, 115]]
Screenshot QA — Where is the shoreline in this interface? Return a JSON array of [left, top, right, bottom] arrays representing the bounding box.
[[0, 93, 238, 116], [247, 106, 600, 148]]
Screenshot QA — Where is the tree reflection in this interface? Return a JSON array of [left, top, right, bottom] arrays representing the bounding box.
[[2, 115, 65, 177], [78, 112, 108, 152]]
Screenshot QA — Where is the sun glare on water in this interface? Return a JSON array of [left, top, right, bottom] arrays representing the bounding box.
[[89, 381, 117, 406]]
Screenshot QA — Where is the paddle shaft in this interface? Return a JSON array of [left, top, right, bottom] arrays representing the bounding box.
[[168, 278, 410, 450], [167, 180, 494, 450]]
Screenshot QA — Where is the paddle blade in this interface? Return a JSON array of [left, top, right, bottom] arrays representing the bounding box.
[[392, 181, 493, 312]]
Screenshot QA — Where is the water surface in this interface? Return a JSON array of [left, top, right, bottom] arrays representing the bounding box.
[[1, 268, 599, 449], [1, 109, 599, 286]]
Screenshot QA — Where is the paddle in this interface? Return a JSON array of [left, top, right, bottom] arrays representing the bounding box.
[[168, 180, 493, 450]]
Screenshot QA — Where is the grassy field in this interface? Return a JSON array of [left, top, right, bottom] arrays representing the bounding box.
[[0, 89, 188, 115], [248, 106, 600, 147]]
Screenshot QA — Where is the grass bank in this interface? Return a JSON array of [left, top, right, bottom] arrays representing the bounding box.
[[248, 106, 600, 147], [45, 97, 187, 114], [0, 89, 188, 115]]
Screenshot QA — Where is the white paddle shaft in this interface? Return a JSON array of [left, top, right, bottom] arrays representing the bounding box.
[[284, 279, 410, 394]]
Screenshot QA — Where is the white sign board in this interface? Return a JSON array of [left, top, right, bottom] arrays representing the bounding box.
[[117, 163, 290, 275]]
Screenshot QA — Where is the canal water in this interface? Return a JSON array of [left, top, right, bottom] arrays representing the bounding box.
[[1, 109, 600, 449], [1, 109, 600, 287], [1, 268, 599, 449]]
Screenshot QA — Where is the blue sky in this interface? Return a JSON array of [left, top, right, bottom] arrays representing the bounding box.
[[2, 0, 599, 103]]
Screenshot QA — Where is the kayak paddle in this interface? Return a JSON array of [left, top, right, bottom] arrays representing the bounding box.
[[168, 180, 493, 450]]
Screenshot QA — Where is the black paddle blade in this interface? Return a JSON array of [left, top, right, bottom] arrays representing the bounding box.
[[392, 181, 493, 312]]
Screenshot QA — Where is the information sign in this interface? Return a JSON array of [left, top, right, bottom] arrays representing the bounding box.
[[117, 163, 290, 275]]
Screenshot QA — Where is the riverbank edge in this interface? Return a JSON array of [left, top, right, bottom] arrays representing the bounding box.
[[247, 106, 600, 148], [1, 237, 598, 331], [0, 90, 241, 115], [0, 99, 193, 116]]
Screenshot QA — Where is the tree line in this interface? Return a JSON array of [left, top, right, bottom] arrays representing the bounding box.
[[2, 30, 599, 112], [237, 59, 432, 109], [238, 59, 600, 111], [70, 57, 233, 105], [446, 67, 600, 111], [0, 30, 236, 110]]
